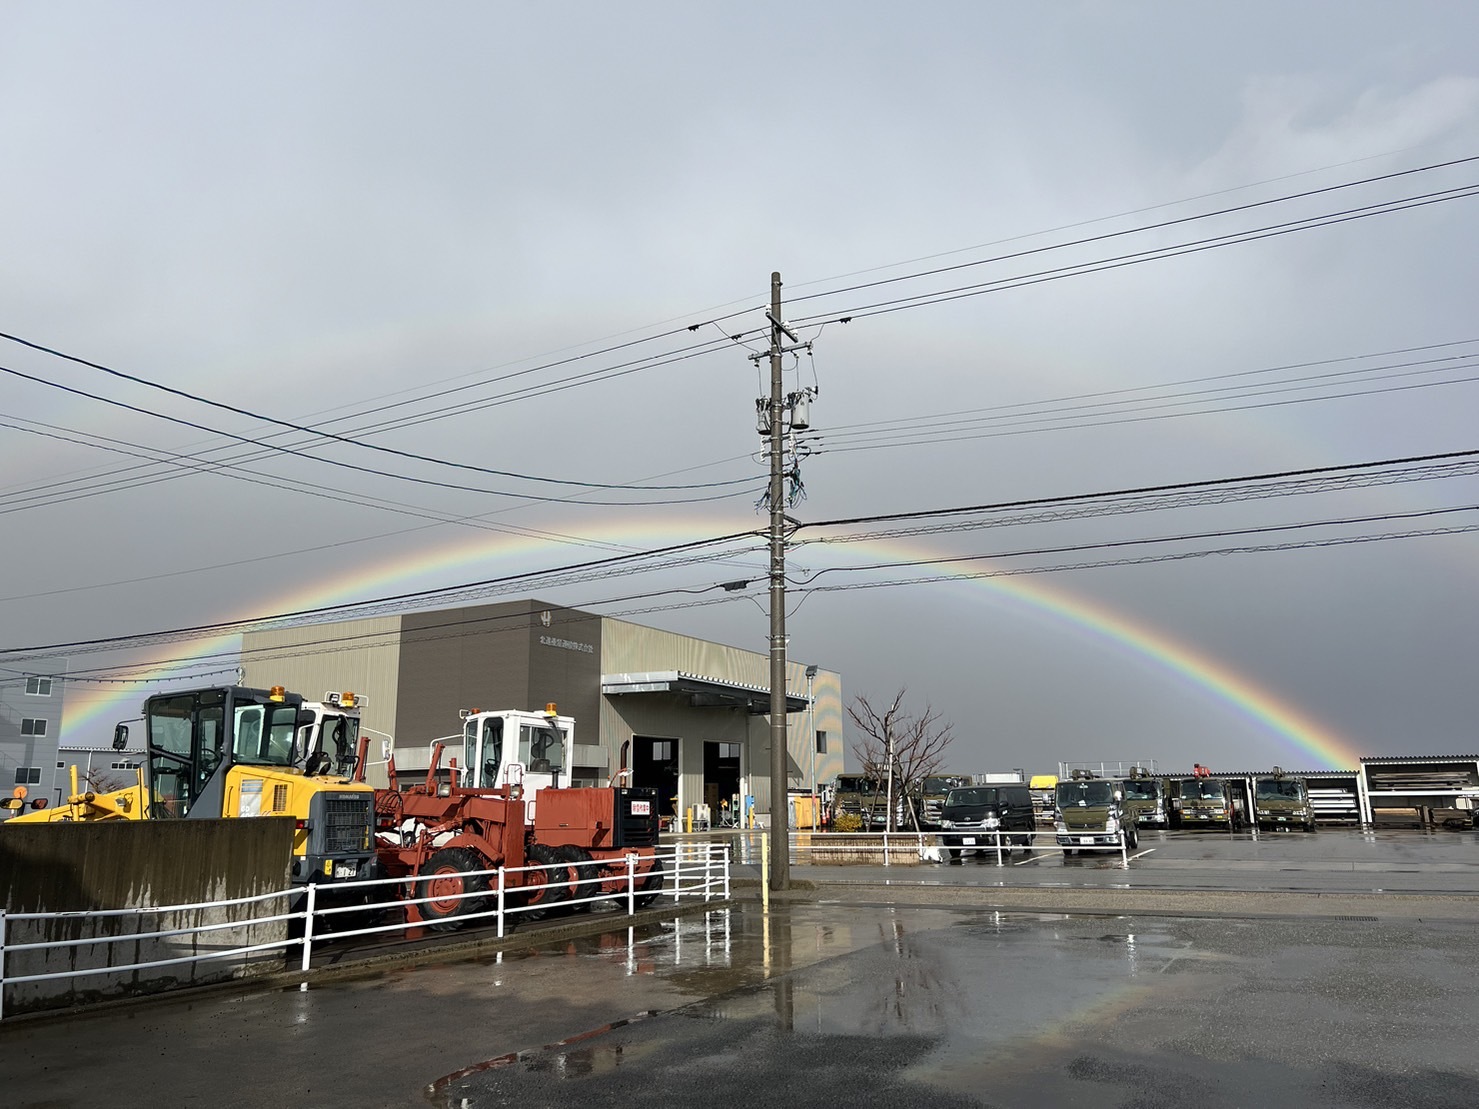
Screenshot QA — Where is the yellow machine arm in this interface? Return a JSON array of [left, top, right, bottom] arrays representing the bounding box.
[[3, 766, 149, 824]]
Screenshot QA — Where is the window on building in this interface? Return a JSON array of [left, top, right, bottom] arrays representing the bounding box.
[[56, 761, 65, 769], [25, 676, 53, 696], [651, 740, 675, 760], [13, 767, 41, 785], [815, 730, 827, 754], [21, 718, 48, 737], [716, 742, 740, 759]]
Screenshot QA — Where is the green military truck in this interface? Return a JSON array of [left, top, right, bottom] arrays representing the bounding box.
[[1054, 777, 1139, 855], [918, 774, 972, 830], [1169, 777, 1242, 830], [1252, 773, 1317, 832], [831, 774, 890, 829], [1119, 774, 1170, 829]]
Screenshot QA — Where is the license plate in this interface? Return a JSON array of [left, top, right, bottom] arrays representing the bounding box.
[[1079, 837, 1095, 845], [631, 800, 651, 816], [961, 837, 976, 846], [1277, 816, 1287, 821], [333, 862, 358, 879]]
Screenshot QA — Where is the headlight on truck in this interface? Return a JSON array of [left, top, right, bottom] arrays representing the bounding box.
[[1105, 817, 1119, 834], [940, 819, 954, 830]]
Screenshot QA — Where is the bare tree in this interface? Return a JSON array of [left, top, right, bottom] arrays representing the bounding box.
[[848, 689, 955, 831], [79, 766, 133, 794]]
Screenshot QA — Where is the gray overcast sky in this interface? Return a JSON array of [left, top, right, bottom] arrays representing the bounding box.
[[4, 1, 1479, 774]]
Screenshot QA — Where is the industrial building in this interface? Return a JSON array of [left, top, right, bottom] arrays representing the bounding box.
[[0, 657, 68, 804], [240, 598, 842, 824]]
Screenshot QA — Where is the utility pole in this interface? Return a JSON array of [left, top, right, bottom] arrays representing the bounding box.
[[767, 270, 792, 893]]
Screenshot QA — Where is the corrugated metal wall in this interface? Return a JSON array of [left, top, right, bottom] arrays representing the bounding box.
[[239, 617, 403, 747]]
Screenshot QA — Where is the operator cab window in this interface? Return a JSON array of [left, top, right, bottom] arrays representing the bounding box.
[[520, 723, 566, 774]]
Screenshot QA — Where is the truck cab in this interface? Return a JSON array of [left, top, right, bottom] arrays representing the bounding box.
[[1170, 777, 1241, 830], [1119, 775, 1169, 828], [919, 774, 972, 829], [831, 775, 889, 829], [1054, 777, 1138, 854], [460, 705, 574, 814], [1253, 774, 1316, 832], [297, 690, 368, 778]]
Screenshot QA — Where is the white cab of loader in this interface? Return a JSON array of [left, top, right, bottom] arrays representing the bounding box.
[[459, 704, 573, 813], [296, 690, 368, 779]]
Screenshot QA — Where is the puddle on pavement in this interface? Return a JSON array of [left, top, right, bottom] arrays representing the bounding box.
[[424, 905, 1220, 1108]]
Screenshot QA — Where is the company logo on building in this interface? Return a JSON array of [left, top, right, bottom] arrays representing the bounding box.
[[540, 610, 552, 627], [539, 635, 593, 654]]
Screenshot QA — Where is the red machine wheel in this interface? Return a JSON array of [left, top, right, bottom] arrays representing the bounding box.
[[416, 847, 490, 931], [554, 844, 599, 912], [518, 843, 570, 921]]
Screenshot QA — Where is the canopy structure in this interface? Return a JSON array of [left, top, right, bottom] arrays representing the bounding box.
[[601, 670, 809, 715]]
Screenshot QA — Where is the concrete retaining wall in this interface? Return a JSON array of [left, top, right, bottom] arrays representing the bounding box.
[[0, 819, 295, 1014]]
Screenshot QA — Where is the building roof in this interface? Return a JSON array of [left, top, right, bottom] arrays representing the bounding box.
[[1357, 754, 1479, 764]]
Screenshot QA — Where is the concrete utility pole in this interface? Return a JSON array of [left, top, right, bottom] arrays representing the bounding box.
[[767, 270, 792, 893]]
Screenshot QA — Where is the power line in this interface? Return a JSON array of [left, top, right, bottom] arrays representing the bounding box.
[[790, 503, 1479, 584], [794, 448, 1479, 535], [789, 181, 1479, 326], [784, 154, 1479, 311], [0, 360, 760, 508], [0, 528, 767, 658], [806, 344, 1479, 451], [0, 328, 756, 493]]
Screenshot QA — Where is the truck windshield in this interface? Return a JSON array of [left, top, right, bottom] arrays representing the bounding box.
[[944, 788, 998, 807], [1057, 781, 1115, 806], [1256, 780, 1304, 800], [1179, 780, 1225, 800], [836, 777, 883, 794], [1121, 780, 1160, 800], [924, 777, 965, 793]]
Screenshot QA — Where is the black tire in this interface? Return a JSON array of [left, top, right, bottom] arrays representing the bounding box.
[[634, 855, 665, 907], [416, 847, 490, 932], [1126, 826, 1139, 851], [555, 844, 599, 912], [518, 843, 570, 921]]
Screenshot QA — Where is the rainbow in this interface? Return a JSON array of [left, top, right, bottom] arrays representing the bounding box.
[[59, 515, 1361, 769]]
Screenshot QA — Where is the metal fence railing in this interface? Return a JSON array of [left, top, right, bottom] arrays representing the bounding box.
[[0, 841, 730, 1021], [669, 827, 1138, 868]]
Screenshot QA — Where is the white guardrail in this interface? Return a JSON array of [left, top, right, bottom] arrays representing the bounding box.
[[702, 827, 1136, 868], [0, 841, 730, 1021]]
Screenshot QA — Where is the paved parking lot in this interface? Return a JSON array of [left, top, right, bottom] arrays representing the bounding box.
[[775, 826, 1479, 895], [4, 827, 1477, 1108]]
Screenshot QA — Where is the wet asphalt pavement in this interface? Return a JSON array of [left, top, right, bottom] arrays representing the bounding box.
[[778, 825, 1479, 895], [3, 828, 1478, 1108]]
